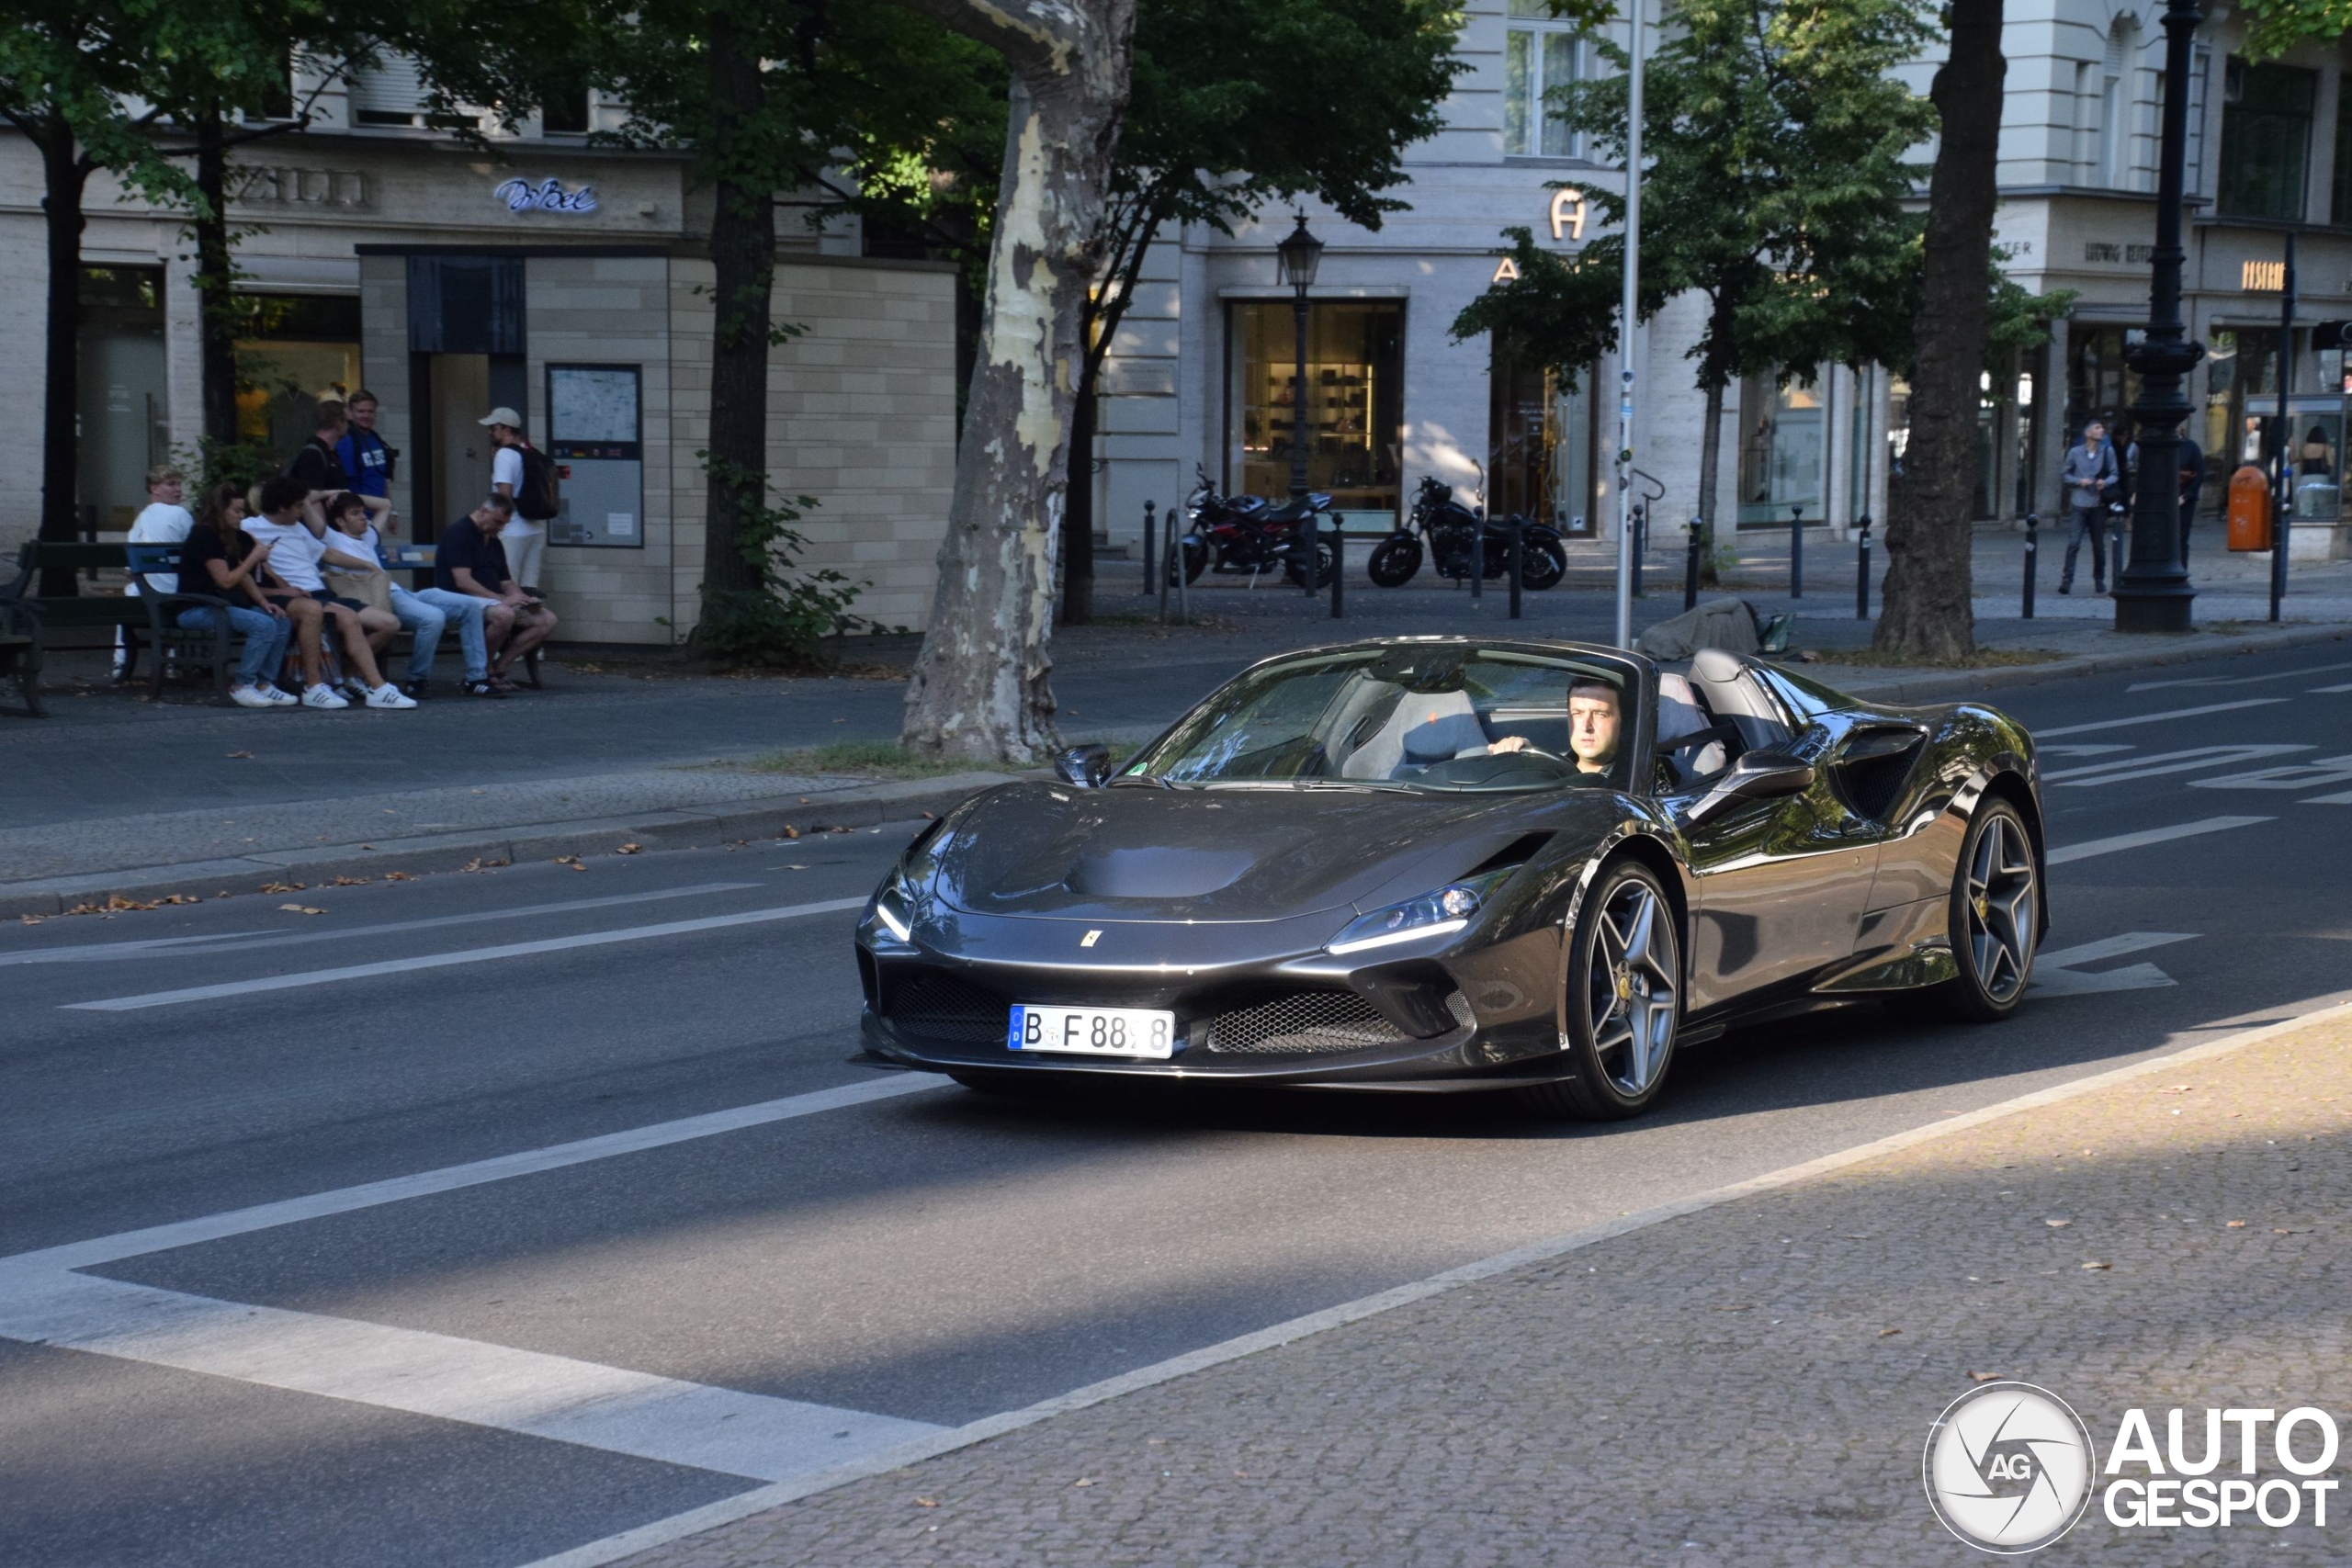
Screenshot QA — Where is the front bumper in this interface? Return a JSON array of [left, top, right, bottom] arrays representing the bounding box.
[[854, 906, 1570, 1091]]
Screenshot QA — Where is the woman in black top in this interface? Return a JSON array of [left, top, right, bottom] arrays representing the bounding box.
[[175, 483, 298, 707]]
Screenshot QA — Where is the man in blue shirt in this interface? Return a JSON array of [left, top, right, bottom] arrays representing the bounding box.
[[334, 389, 397, 535]]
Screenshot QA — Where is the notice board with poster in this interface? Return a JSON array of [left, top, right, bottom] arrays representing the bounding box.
[[545, 363, 644, 547]]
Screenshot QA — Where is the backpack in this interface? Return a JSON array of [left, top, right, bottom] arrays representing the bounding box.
[[514, 445, 561, 521]]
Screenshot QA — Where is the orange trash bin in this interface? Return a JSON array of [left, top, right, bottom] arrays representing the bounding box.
[[2225, 465, 2273, 552]]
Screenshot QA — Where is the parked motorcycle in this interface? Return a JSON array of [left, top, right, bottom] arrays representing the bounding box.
[[1166, 471, 1337, 590], [1365, 475, 1566, 591]]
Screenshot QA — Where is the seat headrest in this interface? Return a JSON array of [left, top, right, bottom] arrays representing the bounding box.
[[1691, 647, 1744, 682]]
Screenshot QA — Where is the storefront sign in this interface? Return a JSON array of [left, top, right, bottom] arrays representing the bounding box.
[[1493, 256, 1522, 284], [1548, 186, 1588, 242], [2244, 259, 2286, 292], [233, 166, 370, 209], [494, 177, 600, 215]]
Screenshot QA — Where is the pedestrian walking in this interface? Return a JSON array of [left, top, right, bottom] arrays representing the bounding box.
[[2058, 419, 2120, 595], [2175, 433, 2205, 565]]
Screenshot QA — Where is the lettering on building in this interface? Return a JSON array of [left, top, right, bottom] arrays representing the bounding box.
[[2244, 259, 2286, 292], [1493, 255, 1521, 284], [495, 177, 600, 215], [2085, 241, 2154, 265], [232, 167, 371, 209], [1548, 186, 1588, 242]]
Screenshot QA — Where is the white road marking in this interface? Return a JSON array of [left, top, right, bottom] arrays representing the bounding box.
[[2037, 743, 2134, 758], [2312, 682, 2352, 694], [2041, 744, 2311, 787], [2045, 818, 2271, 864], [62, 897, 870, 1011], [519, 992, 2352, 1568], [2030, 931, 2194, 997], [0, 1269, 943, 1483], [0, 884, 759, 968], [2035, 698, 2289, 738], [2303, 789, 2352, 806], [2189, 755, 2352, 792], [0, 1075, 942, 1275], [2126, 660, 2352, 693]]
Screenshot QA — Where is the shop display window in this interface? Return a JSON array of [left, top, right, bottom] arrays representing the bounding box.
[[1229, 301, 1403, 523], [235, 293, 363, 458]]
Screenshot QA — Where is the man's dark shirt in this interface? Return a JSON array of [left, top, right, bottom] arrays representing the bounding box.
[[287, 435, 352, 494], [175, 524, 232, 602], [434, 516, 511, 595]]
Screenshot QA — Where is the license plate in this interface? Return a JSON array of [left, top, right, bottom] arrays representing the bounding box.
[[1007, 1004, 1177, 1059]]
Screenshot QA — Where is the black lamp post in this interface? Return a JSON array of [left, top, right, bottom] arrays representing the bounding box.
[[2114, 0, 2202, 632], [1276, 214, 1325, 602]]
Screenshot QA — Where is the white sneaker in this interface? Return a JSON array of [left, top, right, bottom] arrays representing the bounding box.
[[229, 683, 276, 709], [344, 676, 371, 699], [364, 682, 418, 710], [256, 683, 300, 707], [302, 683, 350, 710]]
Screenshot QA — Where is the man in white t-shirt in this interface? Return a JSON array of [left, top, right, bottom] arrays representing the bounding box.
[[118, 465, 195, 676], [481, 405, 547, 592], [243, 475, 414, 710]]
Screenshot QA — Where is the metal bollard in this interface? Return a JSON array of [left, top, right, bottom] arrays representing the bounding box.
[[1141, 500, 1158, 598], [1329, 518, 1344, 619], [1508, 516, 1524, 620], [1684, 519, 1702, 610], [1174, 535, 1190, 625], [1855, 513, 1872, 621], [1158, 510, 1172, 624], [1790, 502, 1804, 600], [2022, 512, 2038, 619], [1470, 518, 1485, 608], [1630, 503, 1645, 600]]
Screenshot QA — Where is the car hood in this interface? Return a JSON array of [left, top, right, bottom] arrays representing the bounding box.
[[932, 781, 1621, 923]]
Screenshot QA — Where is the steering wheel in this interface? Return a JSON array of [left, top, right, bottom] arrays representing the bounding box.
[[1506, 744, 1570, 766]]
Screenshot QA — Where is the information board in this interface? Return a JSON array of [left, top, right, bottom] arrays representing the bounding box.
[[546, 363, 645, 548]]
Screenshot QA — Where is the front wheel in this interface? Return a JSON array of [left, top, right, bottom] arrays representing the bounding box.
[[1892, 798, 2039, 1023], [1366, 536, 1422, 587], [1165, 536, 1208, 586], [1516, 860, 1683, 1120], [1283, 537, 1337, 590]]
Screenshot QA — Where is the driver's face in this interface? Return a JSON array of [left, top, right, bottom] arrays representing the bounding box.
[[1568, 693, 1621, 772]]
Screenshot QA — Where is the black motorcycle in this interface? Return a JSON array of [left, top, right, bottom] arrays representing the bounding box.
[[1366, 476, 1566, 591], [1167, 471, 1337, 590]]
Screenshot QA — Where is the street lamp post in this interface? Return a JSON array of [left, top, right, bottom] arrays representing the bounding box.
[[2113, 0, 2202, 633], [1613, 0, 1646, 649], [1276, 215, 1331, 611]]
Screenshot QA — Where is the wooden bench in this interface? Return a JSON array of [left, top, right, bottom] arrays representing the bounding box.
[[1, 541, 251, 706]]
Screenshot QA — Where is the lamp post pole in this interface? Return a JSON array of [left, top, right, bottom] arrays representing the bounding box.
[[1276, 215, 1328, 607], [2113, 0, 2202, 633], [1613, 0, 1645, 649]]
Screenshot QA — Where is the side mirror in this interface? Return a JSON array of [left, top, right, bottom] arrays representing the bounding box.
[[1678, 747, 1816, 827], [1053, 743, 1114, 789]]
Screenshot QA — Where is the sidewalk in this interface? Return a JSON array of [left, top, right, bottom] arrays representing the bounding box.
[[606, 1006, 2352, 1568], [3, 531, 2347, 912]]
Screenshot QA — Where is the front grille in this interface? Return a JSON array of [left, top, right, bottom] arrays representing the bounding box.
[[1204, 990, 1408, 1055], [886, 971, 1008, 1043]]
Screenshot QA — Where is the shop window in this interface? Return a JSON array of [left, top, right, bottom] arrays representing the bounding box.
[[2065, 324, 2142, 452], [233, 293, 363, 460], [1503, 0, 1585, 159], [1736, 371, 1824, 526], [1490, 355, 1596, 534], [2218, 56, 2315, 220], [77, 268, 169, 530], [1229, 301, 1403, 525]]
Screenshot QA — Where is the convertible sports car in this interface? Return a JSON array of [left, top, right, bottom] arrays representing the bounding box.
[[854, 637, 2045, 1119]]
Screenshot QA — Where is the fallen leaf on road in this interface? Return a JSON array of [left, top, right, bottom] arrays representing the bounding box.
[[781, 826, 800, 839], [258, 882, 304, 894], [1968, 1371, 2005, 1383], [277, 904, 325, 916], [1878, 1327, 1902, 1337], [2045, 1220, 2072, 1228], [330, 876, 369, 886], [556, 855, 586, 871], [2155, 1085, 2194, 1094], [922, 811, 936, 819], [2081, 1261, 2112, 1270], [616, 843, 642, 854], [17, 916, 41, 926], [2274, 1228, 2309, 1235], [1072, 1477, 1092, 1487], [384, 872, 412, 882], [226, 750, 253, 760], [159, 895, 200, 906], [2227, 1220, 2247, 1228], [912, 1498, 938, 1509]]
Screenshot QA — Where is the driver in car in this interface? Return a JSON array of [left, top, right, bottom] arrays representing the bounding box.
[[1491, 679, 1622, 776]]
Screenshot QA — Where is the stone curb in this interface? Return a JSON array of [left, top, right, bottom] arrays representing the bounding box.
[[1806, 621, 2351, 704], [0, 773, 1022, 919]]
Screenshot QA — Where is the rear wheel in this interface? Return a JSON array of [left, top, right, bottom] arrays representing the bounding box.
[[1366, 536, 1421, 587], [1516, 860, 1683, 1120], [1284, 537, 1337, 590], [1889, 797, 2039, 1023], [1520, 538, 1566, 591]]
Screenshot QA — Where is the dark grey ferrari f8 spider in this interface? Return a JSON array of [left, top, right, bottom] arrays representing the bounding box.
[[854, 637, 2046, 1119]]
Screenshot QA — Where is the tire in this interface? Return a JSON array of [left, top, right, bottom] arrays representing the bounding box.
[[1165, 537, 1208, 586], [1366, 536, 1422, 587], [1283, 537, 1337, 590], [1887, 797, 2040, 1024], [1516, 859, 1684, 1120], [1520, 538, 1566, 591]]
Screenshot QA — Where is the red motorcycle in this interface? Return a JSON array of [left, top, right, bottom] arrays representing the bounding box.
[[1167, 470, 1337, 589]]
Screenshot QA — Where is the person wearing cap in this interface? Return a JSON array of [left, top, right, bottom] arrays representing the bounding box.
[[481, 406, 546, 594]]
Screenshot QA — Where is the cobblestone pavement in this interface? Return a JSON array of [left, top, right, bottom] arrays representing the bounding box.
[[617, 1016, 2352, 1568]]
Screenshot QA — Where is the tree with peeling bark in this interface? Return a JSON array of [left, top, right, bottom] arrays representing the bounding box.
[[1872, 0, 2004, 660], [885, 0, 1138, 763], [1453, 0, 1929, 580]]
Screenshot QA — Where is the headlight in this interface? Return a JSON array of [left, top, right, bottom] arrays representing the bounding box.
[[865, 873, 922, 948], [1328, 870, 1510, 956]]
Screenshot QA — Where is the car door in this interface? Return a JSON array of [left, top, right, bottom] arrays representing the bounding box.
[[1661, 657, 1881, 1009]]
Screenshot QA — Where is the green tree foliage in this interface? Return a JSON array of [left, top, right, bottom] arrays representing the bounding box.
[[2236, 0, 2347, 58], [1453, 0, 1932, 551]]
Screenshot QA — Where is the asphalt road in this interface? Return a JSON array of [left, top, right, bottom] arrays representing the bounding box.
[[5, 644, 2352, 1567]]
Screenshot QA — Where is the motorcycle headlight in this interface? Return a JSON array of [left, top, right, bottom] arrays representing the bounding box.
[[1328, 870, 1511, 957]]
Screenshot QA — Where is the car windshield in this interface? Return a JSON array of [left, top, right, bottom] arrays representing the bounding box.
[[1121, 648, 1634, 792]]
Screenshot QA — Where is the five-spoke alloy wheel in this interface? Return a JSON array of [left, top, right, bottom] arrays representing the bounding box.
[[1519, 858, 1683, 1120]]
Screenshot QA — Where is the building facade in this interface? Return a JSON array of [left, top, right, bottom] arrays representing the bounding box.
[[1, 68, 962, 644], [1093, 0, 2352, 562]]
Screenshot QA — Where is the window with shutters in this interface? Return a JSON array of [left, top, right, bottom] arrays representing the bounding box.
[[351, 55, 430, 128]]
